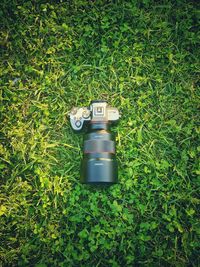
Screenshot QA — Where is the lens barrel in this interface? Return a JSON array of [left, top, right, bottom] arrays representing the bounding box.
[[80, 123, 118, 184]]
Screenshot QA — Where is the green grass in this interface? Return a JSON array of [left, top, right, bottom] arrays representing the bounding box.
[[0, 0, 199, 266]]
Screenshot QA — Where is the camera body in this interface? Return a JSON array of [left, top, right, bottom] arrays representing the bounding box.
[[69, 100, 120, 184]]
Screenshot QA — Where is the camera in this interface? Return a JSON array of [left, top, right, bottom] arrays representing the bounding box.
[[69, 100, 120, 184]]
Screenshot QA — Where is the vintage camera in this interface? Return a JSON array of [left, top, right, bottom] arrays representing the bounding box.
[[69, 100, 120, 184]]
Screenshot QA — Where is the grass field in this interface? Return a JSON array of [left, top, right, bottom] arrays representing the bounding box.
[[0, 0, 199, 266]]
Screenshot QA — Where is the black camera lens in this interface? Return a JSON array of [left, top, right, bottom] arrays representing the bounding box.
[[80, 123, 118, 184]]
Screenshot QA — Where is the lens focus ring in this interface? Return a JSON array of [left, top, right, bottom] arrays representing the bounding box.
[[84, 140, 115, 154]]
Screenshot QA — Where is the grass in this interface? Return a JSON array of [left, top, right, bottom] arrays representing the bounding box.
[[0, 0, 199, 266]]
